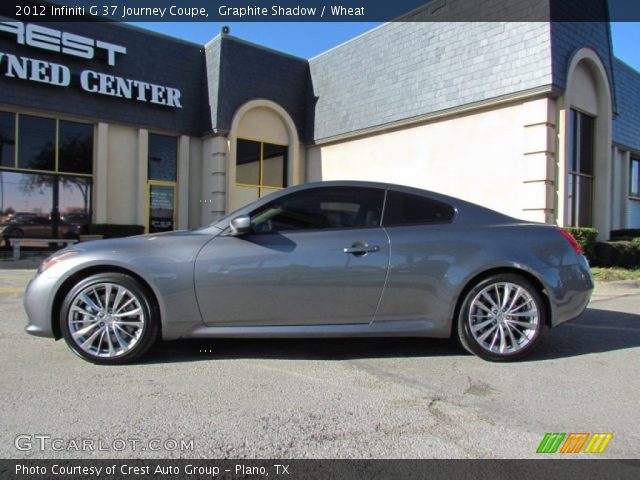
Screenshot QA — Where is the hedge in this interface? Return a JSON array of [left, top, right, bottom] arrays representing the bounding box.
[[563, 227, 598, 262], [610, 229, 640, 241], [594, 241, 640, 268], [87, 224, 145, 239]]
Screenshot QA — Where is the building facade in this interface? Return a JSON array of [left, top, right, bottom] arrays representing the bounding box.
[[0, 1, 638, 240]]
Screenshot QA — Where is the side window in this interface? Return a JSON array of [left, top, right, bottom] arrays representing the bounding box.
[[250, 187, 384, 233], [382, 190, 455, 226]]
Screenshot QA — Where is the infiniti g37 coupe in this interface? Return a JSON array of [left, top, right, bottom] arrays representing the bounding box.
[[24, 181, 593, 364]]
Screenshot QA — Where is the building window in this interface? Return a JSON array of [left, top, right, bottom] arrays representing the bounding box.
[[0, 111, 93, 238], [18, 115, 56, 171], [58, 121, 94, 174], [148, 133, 177, 181], [237, 138, 287, 197], [0, 112, 15, 168], [567, 109, 595, 227], [147, 134, 177, 233], [631, 157, 640, 199]]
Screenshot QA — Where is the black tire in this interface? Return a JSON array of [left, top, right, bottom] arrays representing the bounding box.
[[8, 228, 23, 238], [456, 273, 546, 362], [60, 273, 159, 365]]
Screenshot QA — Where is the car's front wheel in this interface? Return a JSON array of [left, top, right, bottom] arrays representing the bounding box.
[[60, 273, 158, 364], [457, 274, 546, 361]]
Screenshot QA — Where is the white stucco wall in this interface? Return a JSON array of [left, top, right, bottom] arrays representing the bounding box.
[[306, 98, 555, 222], [106, 125, 138, 224]]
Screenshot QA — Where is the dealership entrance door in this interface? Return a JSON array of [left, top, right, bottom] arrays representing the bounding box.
[[147, 181, 176, 234]]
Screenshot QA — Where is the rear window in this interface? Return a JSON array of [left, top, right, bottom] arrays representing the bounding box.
[[382, 190, 455, 226]]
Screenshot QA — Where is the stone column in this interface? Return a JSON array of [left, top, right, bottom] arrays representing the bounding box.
[[201, 135, 228, 226]]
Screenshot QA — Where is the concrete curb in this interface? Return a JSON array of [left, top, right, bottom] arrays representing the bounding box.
[[594, 279, 640, 291]]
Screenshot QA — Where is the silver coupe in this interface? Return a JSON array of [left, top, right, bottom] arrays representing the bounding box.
[[24, 181, 593, 364]]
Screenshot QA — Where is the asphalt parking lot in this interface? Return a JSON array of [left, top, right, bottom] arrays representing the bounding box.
[[0, 268, 638, 459]]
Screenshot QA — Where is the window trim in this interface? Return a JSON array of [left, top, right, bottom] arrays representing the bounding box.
[[567, 108, 596, 227]]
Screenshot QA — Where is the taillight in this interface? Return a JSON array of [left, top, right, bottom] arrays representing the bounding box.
[[556, 228, 583, 255]]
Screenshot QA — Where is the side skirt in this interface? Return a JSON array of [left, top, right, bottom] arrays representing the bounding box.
[[187, 320, 450, 339]]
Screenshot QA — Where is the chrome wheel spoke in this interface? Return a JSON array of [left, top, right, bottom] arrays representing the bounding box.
[[114, 297, 135, 314], [477, 323, 499, 343], [506, 319, 535, 330], [105, 327, 116, 355], [112, 286, 127, 312], [471, 318, 495, 332], [80, 327, 103, 350], [70, 305, 98, 319], [489, 327, 500, 350], [507, 311, 536, 318], [116, 319, 144, 329], [104, 284, 113, 311], [72, 322, 100, 340], [79, 293, 100, 313], [113, 307, 142, 318], [506, 287, 523, 312], [481, 291, 500, 311], [505, 322, 519, 349], [498, 325, 506, 353], [500, 284, 512, 309]]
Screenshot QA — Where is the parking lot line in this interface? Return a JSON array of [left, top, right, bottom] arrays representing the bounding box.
[[0, 287, 24, 293]]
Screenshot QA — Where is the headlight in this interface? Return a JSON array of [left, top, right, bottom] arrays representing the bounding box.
[[38, 250, 80, 273]]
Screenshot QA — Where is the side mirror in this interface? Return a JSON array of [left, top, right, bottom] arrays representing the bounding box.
[[229, 215, 251, 236]]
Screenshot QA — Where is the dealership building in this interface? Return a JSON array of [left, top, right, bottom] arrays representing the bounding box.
[[0, 1, 638, 238]]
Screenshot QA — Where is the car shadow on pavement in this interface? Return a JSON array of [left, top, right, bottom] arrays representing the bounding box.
[[142, 337, 463, 364], [527, 307, 640, 361], [140, 307, 640, 365]]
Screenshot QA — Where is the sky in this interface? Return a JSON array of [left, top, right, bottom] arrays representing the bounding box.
[[130, 22, 640, 70]]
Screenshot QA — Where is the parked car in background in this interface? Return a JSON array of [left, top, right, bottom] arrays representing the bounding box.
[[23, 181, 594, 364], [0, 215, 81, 240]]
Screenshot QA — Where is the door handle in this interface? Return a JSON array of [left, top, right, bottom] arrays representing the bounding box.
[[343, 243, 380, 255]]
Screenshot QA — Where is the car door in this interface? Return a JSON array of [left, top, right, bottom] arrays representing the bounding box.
[[374, 189, 457, 333], [194, 186, 389, 327]]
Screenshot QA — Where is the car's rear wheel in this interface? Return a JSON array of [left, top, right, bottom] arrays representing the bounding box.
[[60, 273, 158, 365], [457, 274, 545, 361]]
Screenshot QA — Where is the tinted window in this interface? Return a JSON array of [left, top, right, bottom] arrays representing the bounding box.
[[250, 187, 384, 233], [58, 121, 94, 174], [262, 143, 286, 188], [0, 111, 15, 168], [148, 133, 177, 181], [236, 139, 260, 185], [18, 115, 55, 171], [383, 190, 455, 226]]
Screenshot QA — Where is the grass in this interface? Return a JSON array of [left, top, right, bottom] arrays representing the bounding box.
[[591, 267, 640, 282]]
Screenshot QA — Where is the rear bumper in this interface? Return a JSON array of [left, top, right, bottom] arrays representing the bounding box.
[[544, 256, 594, 327]]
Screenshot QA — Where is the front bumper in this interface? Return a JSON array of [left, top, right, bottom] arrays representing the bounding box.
[[24, 274, 58, 339]]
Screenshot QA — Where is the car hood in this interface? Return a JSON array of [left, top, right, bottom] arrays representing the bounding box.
[[66, 229, 221, 262]]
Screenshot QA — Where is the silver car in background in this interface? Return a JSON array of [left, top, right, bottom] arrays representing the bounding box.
[[24, 181, 593, 364]]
